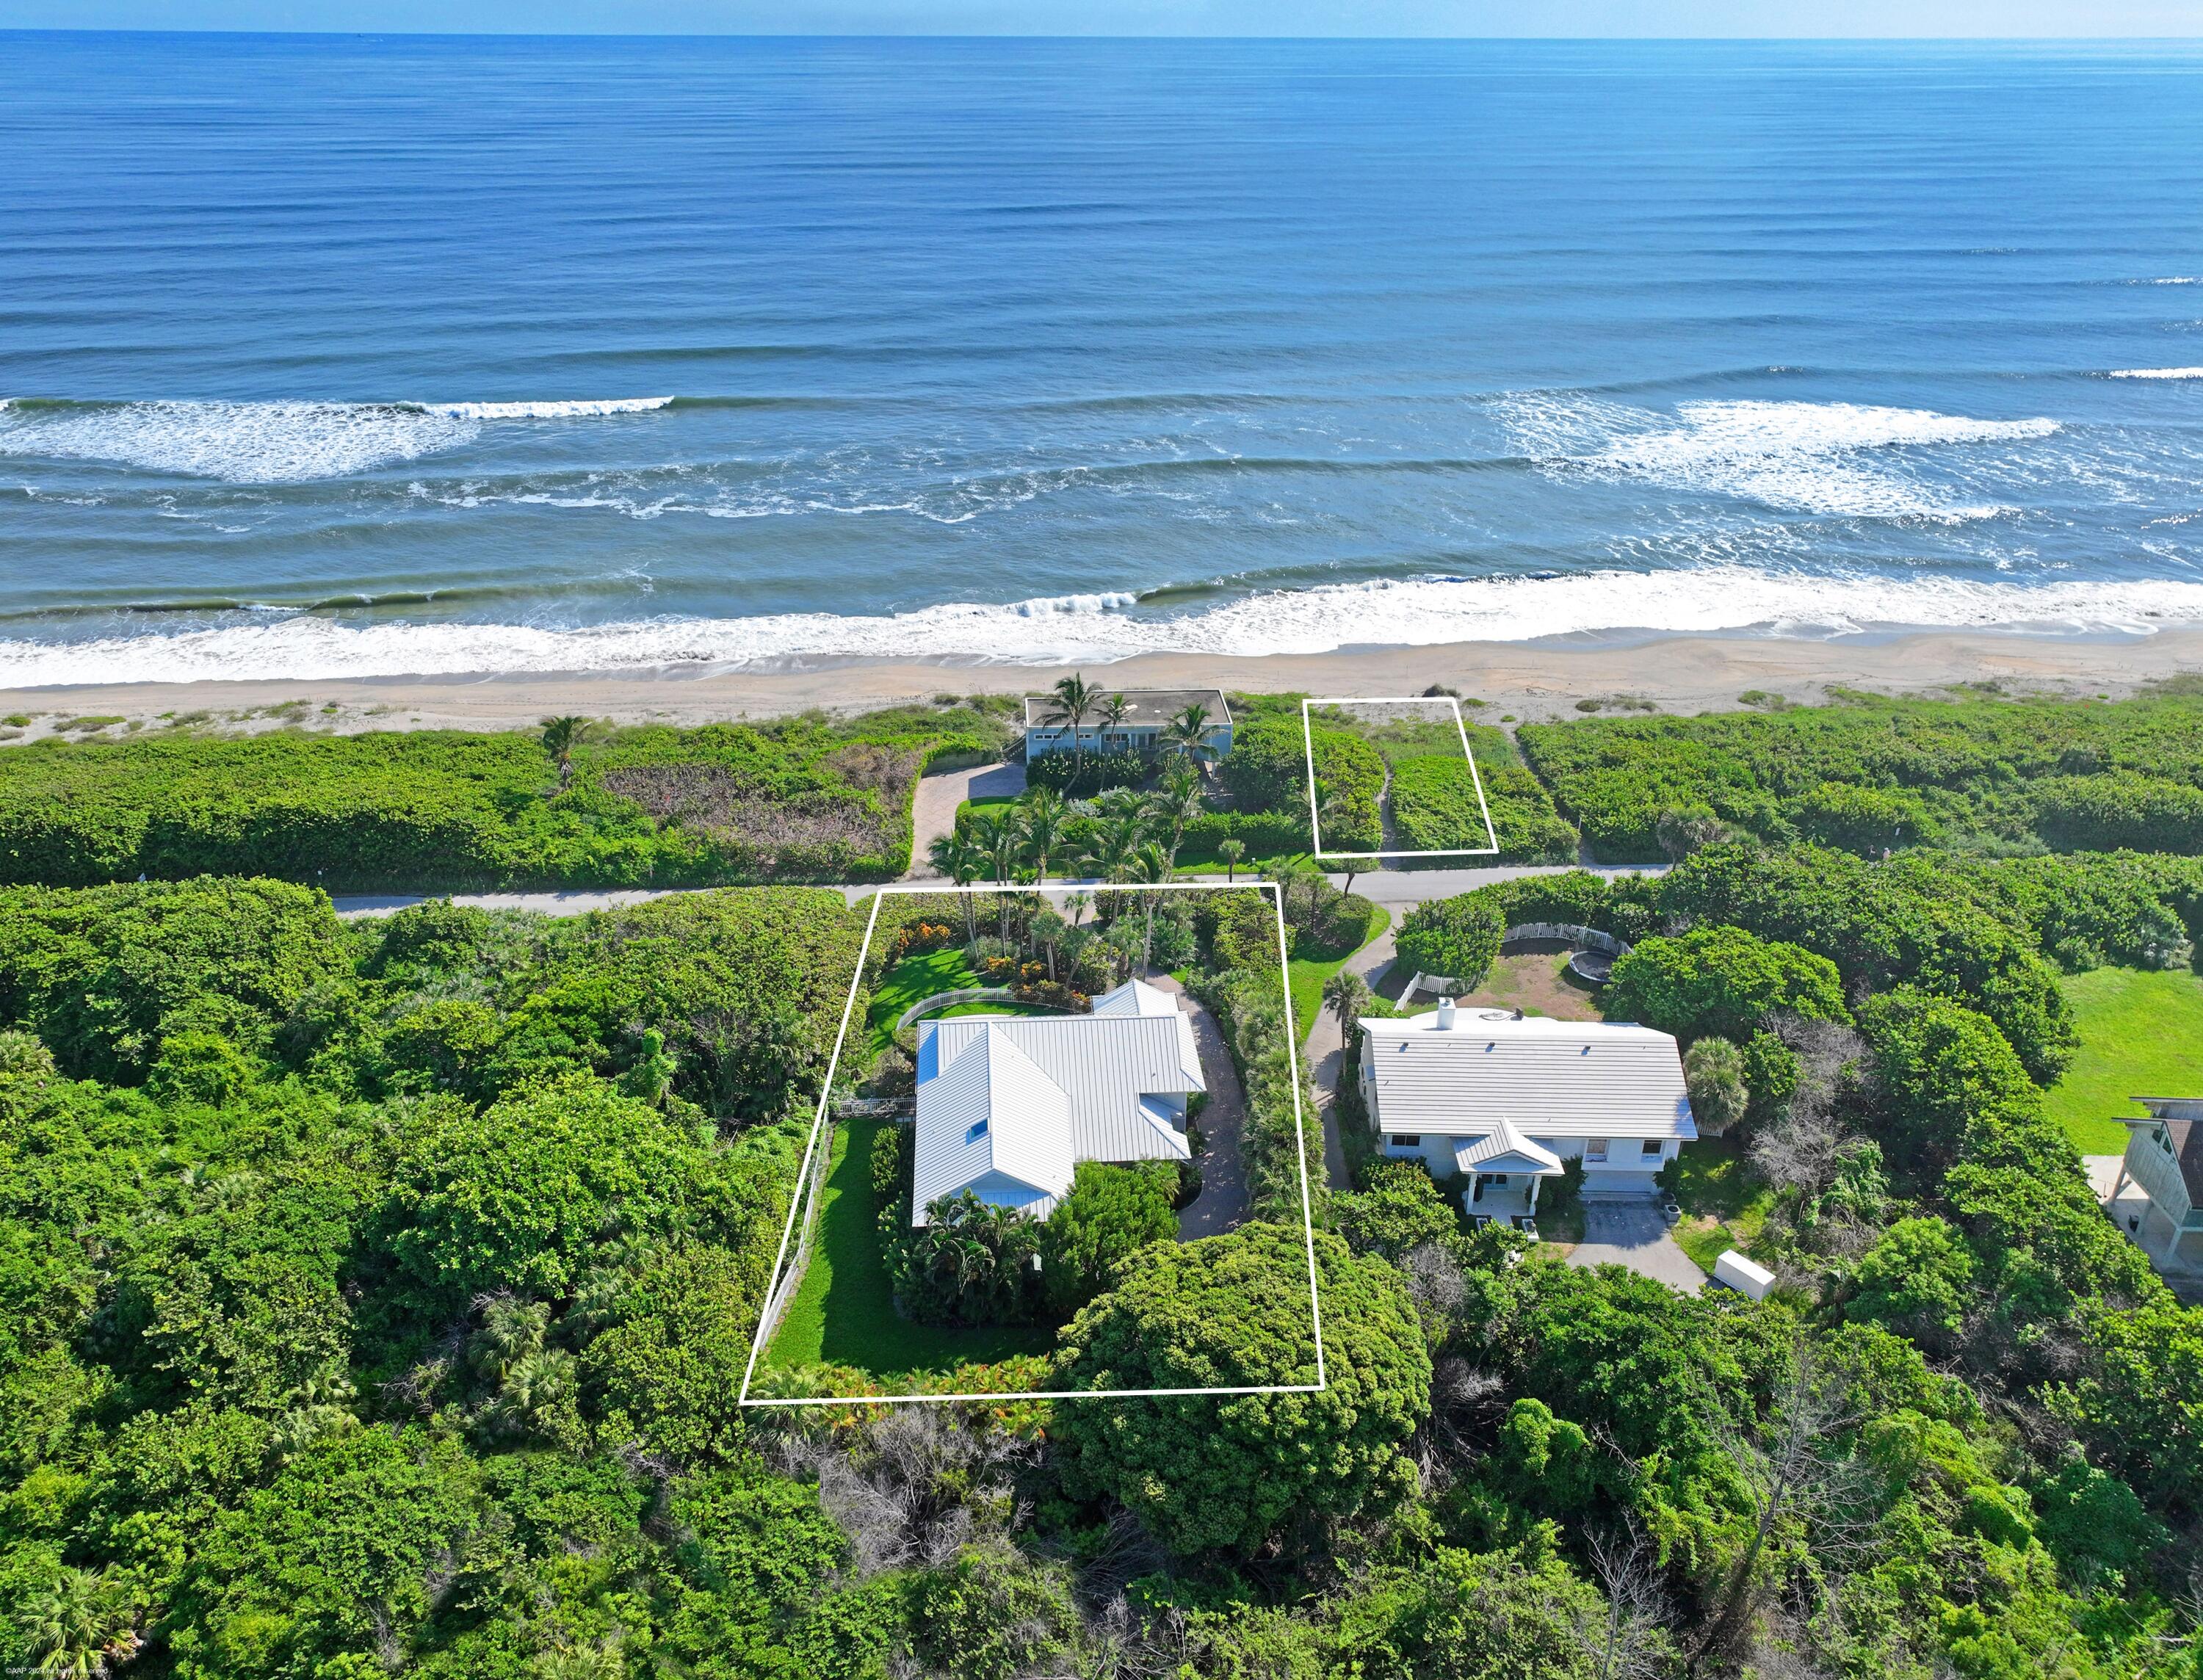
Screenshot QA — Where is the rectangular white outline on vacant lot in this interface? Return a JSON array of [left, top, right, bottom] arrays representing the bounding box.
[[1302, 695, 1500, 861], [739, 879, 1325, 1407]]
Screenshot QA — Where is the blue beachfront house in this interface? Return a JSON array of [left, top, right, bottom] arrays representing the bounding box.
[[1021, 687, 1233, 762]]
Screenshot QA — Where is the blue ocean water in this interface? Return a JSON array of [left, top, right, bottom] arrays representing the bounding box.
[[2, 32, 2202, 684]]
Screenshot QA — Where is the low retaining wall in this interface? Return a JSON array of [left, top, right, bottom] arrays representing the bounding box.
[[1403, 925, 1633, 1003], [895, 986, 1017, 1030]]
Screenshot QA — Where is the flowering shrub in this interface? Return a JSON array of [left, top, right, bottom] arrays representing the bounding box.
[[891, 921, 961, 961]]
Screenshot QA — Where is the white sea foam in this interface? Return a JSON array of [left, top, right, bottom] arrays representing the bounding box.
[[0, 400, 480, 483], [2110, 368, 2203, 380], [1499, 395, 2058, 522], [9, 567, 2203, 687], [0, 396, 678, 483], [416, 397, 675, 419]]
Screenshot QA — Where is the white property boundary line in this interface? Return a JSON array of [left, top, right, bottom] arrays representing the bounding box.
[[738, 879, 1326, 1408], [1301, 695, 1500, 861]]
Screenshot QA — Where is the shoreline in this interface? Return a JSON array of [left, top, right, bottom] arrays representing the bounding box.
[[4, 627, 2197, 736]]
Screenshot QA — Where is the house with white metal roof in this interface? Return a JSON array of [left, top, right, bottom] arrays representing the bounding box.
[[910, 979, 1205, 1225], [1357, 999, 1696, 1221], [2105, 1097, 2203, 1277]]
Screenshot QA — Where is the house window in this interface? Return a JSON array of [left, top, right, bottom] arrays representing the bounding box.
[[1487, 1173, 1509, 1186], [1641, 1139, 1663, 1159], [966, 1119, 989, 1143], [1389, 1134, 1422, 1148], [1585, 1138, 1608, 1162]]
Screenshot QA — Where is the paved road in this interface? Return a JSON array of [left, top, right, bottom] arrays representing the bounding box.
[[1326, 861, 1668, 905], [1566, 1201, 1705, 1292], [1149, 976, 1252, 1238]]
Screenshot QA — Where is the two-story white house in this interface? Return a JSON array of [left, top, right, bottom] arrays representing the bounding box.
[[2108, 1098, 2203, 1272], [1022, 688, 1233, 762], [908, 979, 1205, 1225], [1357, 1000, 1698, 1224]]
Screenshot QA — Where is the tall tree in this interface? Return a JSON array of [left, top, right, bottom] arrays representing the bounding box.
[[1218, 837, 1246, 883], [1160, 700, 1216, 767], [1019, 788, 1070, 883], [1147, 761, 1206, 872], [927, 829, 981, 945], [1041, 673, 1101, 784], [539, 714, 587, 792], [1323, 968, 1370, 1043]]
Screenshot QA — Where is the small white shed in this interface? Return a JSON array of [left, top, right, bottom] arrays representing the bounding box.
[[1712, 1250, 1776, 1301]]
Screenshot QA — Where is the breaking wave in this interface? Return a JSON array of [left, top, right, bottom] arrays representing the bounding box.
[[1496, 394, 2059, 522], [2110, 368, 2203, 380], [0, 396, 673, 482], [7, 565, 2203, 687]]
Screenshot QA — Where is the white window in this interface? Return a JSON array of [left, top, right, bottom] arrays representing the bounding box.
[[1642, 1139, 1664, 1159], [1585, 1137, 1608, 1162]]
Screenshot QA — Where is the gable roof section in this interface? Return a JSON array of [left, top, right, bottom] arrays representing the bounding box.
[[1452, 1120, 1566, 1176], [1362, 1011, 1695, 1141], [912, 1027, 1074, 1220], [923, 1010, 1201, 1164]]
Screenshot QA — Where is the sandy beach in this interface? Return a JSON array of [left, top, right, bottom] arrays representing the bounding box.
[[0, 629, 2192, 739]]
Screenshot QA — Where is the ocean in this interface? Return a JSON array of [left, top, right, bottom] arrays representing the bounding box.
[[3, 32, 2202, 686]]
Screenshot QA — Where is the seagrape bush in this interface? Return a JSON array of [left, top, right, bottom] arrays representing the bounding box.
[[1519, 690, 2203, 861], [0, 702, 1008, 890]]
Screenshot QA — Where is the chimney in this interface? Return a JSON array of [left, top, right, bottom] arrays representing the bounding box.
[[1436, 996, 1457, 1032]]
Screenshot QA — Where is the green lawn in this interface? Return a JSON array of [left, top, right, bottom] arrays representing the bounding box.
[[1661, 1138, 1773, 1275], [2047, 967, 2203, 1155], [864, 947, 983, 1055], [766, 1117, 1057, 1379], [1288, 905, 1392, 1043]]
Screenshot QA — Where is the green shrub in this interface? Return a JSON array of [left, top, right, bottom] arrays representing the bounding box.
[[1036, 1161, 1177, 1315], [1602, 925, 1848, 1043], [0, 707, 1003, 891], [1394, 895, 1503, 988], [1519, 692, 2203, 861]]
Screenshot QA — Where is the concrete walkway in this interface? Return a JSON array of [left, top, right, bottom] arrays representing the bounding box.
[[1150, 974, 1252, 1238], [1566, 1201, 1704, 1293], [1304, 924, 1402, 1192], [904, 759, 1025, 879]]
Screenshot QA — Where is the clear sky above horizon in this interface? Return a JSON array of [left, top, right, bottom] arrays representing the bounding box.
[[1, 0, 2195, 35]]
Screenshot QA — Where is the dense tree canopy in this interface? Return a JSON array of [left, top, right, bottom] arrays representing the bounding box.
[[1052, 1223, 1429, 1554]]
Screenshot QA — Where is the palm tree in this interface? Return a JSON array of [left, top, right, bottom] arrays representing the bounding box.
[[1041, 673, 1102, 783], [1146, 760, 1206, 872], [1159, 701, 1215, 767], [1125, 841, 1171, 971], [927, 830, 981, 945], [540, 714, 587, 792], [24, 1567, 137, 1680], [1323, 969, 1370, 1043], [1019, 787, 1069, 883], [1030, 906, 1068, 982], [1063, 889, 1091, 927], [1099, 692, 1131, 751], [1218, 838, 1246, 882], [966, 808, 1020, 938], [1081, 810, 1148, 883]]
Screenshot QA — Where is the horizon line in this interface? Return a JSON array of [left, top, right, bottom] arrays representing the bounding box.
[[3, 26, 2199, 41]]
